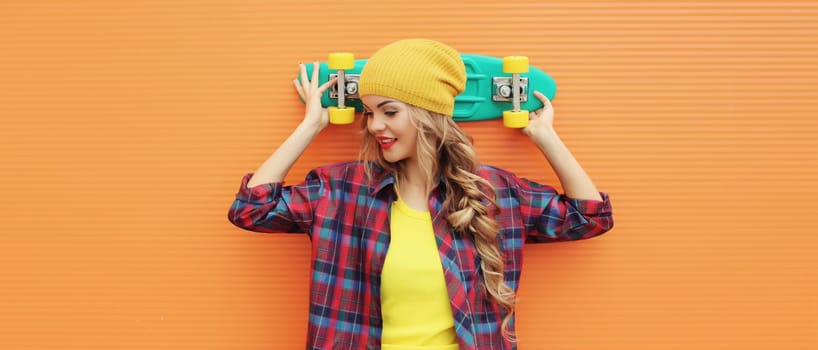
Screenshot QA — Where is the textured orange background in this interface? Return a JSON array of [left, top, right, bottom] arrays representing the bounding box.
[[1, 1, 817, 349]]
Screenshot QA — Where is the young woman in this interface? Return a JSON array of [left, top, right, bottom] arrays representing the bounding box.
[[228, 39, 613, 350]]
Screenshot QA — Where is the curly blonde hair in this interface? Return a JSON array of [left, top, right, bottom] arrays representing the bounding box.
[[360, 105, 516, 340]]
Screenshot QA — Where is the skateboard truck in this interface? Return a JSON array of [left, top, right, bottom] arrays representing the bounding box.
[[327, 52, 356, 124], [329, 74, 360, 99], [500, 56, 530, 128], [493, 78, 528, 102]]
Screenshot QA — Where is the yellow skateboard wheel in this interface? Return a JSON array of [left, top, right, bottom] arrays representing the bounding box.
[[328, 53, 355, 70], [502, 56, 529, 74], [503, 110, 529, 128], [328, 106, 355, 124]]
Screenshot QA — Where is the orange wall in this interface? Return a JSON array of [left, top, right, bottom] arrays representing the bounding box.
[[2, 1, 816, 349]]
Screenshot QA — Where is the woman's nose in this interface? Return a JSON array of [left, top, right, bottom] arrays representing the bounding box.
[[368, 114, 386, 132]]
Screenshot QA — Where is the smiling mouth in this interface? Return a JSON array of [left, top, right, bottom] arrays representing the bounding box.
[[377, 137, 397, 149]]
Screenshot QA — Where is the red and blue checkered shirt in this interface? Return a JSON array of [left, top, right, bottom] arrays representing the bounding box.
[[228, 161, 613, 349]]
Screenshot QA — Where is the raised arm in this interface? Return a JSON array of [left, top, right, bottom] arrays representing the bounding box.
[[522, 91, 603, 201], [246, 62, 337, 188]]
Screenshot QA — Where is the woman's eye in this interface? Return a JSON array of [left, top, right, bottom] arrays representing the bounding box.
[[385, 111, 397, 116], [363, 111, 373, 118]]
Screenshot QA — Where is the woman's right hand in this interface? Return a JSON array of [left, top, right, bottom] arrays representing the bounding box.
[[293, 62, 338, 133]]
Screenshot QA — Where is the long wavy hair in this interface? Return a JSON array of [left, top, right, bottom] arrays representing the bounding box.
[[360, 105, 516, 340]]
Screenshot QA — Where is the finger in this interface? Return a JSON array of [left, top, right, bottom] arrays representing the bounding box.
[[293, 79, 305, 99], [533, 90, 548, 102], [299, 63, 311, 91], [311, 62, 320, 89], [317, 77, 339, 93], [534, 91, 553, 109], [529, 109, 540, 120]]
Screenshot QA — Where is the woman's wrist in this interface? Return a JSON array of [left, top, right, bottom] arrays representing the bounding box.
[[296, 119, 325, 139], [529, 126, 559, 148]]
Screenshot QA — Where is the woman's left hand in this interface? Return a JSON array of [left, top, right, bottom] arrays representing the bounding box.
[[521, 91, 555, 139]]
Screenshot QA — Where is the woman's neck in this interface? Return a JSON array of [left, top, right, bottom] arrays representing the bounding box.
[[396, 158, 431, 211]]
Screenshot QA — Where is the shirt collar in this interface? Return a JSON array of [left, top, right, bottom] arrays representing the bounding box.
[[367, 162, 448, 195], [370, 166, 396, 195]]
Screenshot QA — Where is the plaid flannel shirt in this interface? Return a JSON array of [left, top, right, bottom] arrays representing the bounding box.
[[228, 161, 613, 349]]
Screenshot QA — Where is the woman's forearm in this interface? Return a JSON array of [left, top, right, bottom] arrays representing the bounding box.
[[531, 127, 603, 201], [246, 122, 321, 188]]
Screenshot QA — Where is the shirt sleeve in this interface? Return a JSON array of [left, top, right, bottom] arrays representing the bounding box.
[[227, 170, 325, 235], [512, 175, 614, 243]]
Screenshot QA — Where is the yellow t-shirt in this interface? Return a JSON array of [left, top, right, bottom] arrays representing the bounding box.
[[381, 198, 459, 350]]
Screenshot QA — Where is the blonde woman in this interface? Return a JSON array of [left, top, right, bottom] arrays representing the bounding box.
[[228, 39, 613, 350]]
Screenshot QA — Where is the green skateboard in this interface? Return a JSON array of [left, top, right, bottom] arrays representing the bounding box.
[[299, 53, 556, 128]]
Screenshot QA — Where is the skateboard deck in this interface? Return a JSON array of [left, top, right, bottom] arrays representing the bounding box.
[[300, 53, 556, 123]]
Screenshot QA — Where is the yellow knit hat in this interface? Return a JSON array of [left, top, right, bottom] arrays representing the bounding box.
[[358, 39, 466, 116]]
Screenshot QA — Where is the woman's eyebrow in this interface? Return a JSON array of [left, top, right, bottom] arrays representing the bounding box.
[[377, 100, 398, 108], [362, 100, 399, 110]]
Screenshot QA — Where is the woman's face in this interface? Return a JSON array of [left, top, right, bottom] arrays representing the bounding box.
[[362, 95, 418, 164]]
